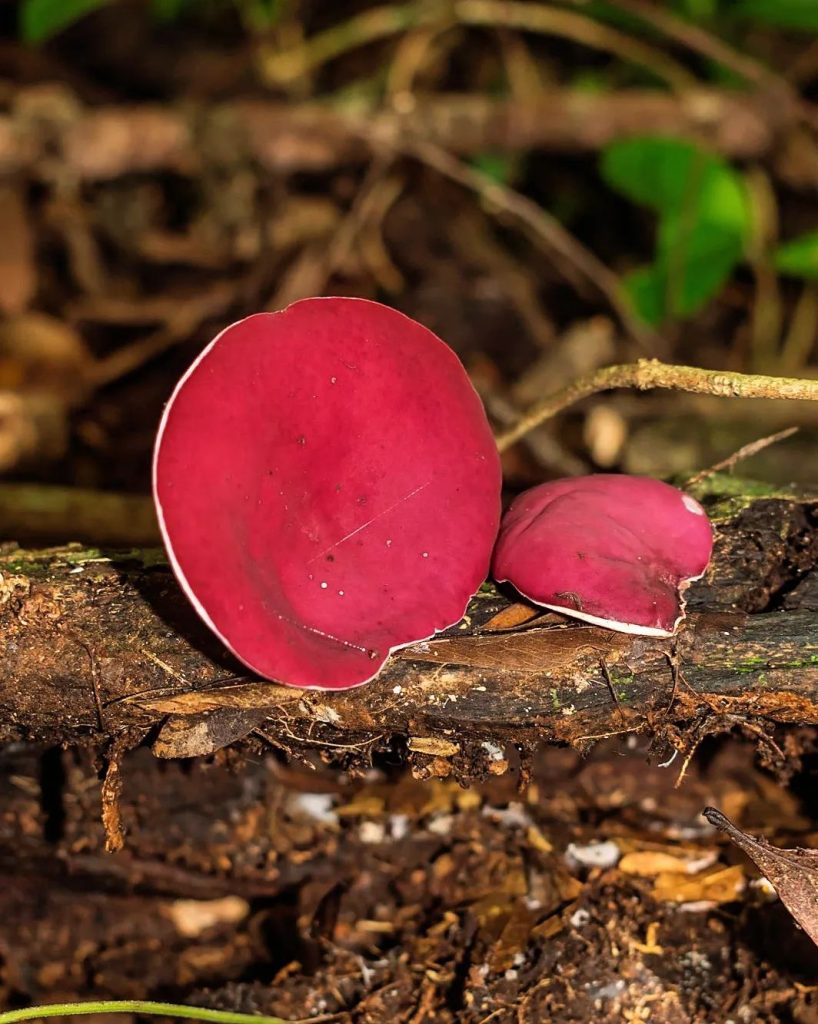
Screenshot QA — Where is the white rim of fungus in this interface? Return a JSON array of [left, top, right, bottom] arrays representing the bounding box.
[[153, 297, 499, 691], [493, 484, 712, 638], [495, 564, 709, 639], [682, 493, 706, 516]]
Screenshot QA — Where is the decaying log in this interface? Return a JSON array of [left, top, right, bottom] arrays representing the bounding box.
[[0, 478, 816, 774], [0, 86, 794, 181]]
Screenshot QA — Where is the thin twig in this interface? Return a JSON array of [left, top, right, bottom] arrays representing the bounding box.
[[259, 0, 695, 90], [603, 0, 818, 136], [454, 0, 696, 90], [675, 736, 701, 788], [495, 359, 818, 452], [663, 643, 682, 719], [88, 282, 237, 389], [605, 0, 779, 89], [781, 284, 818, 372], [685, 426, 798, 487], [394, 136, 658, 351], [267, 156, 395, 309], [600, 657, 626, 724]]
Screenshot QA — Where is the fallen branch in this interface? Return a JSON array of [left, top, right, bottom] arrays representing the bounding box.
[[0, 484, 158, 546], [0, 88, 793, 181], [0, 482, 815, 776]]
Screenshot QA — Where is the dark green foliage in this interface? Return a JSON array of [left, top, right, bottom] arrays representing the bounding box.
[[733, 0, 818, 31], [774, 232, 818, 279], [20, 0, 110, 42], [600, 137, 750, 323]]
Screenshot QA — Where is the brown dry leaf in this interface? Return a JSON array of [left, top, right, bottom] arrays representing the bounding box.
[[532, 911, 570, 941], [101, 751, 125, 853], [166, 897, 250, 938], [470, 892, 519, 938], [481, 603, 540, 631], [0, 185, 35, 314], [152, 707, 270, 758], [652, 864, 745, 904], [0, 313, 90, 391], [335, 796, 386, 818], [704, 806, 818, 945], [488, 903, 541, 973], [402, 626, 627, 672], [526, 825, 554, 853], [133, 680, 302, 715]]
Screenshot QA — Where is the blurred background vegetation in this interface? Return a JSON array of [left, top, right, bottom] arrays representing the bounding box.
[[2, 0, 818, 543]]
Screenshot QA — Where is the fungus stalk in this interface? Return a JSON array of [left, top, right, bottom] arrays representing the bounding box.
[[495, 358, 818, 452]]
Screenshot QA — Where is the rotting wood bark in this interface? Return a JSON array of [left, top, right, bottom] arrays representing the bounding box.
[[0, 87, 794, 182], [0, 478, 817, 776]]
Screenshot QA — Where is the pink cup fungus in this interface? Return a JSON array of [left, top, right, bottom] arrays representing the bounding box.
[[491, 475, 713, 637], [153, 297, 502, 690]]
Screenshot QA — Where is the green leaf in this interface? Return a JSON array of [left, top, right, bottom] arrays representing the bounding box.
[[471, 152, 518, 185], [238, 0, 284, 31], [601, 137, 741, 221], [624, 231, 742, 323], [732, 0, 818, 31], [659, 221, 743, 316], [623, 265, 666, 326], [600, 137, 750, 322], [150, 0, 190, 19], [774, 231, 818, 279], [678, 0, 719, 17], [20, 0, 111, 41]]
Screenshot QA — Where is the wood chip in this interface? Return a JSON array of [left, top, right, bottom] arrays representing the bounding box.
[[408, 737, 461, 757]]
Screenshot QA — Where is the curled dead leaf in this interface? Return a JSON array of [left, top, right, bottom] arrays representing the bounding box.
[[704, 806, 818, 946]]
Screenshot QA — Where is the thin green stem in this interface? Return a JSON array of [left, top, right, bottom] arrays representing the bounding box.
[[0, 1001, 291, 1024]]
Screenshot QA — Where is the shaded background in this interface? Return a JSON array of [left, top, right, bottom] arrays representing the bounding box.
[[2, 0, 818, 541]]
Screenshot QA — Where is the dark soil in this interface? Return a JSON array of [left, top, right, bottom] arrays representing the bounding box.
[[4, 737, 818, 1023]]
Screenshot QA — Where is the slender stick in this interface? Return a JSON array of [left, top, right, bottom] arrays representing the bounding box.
[[0, 1003, 291, 1024], [398, 136, 658, 352], [494, 358, 818, 452], [685, 426, 798, 487], [606, 0, 778, 89], [259, 0, 695, 90]]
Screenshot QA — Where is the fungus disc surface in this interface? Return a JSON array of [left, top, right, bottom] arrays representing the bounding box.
[[492, 475, 713, 636], [154, 297, 502, 689]]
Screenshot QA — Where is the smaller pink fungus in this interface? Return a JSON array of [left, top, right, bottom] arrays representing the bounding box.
[[491, 475, 713, 636]]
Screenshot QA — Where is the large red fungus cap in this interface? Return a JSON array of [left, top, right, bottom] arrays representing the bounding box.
[[154, 297, 501, 690], [491, 475, 713, 636]]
